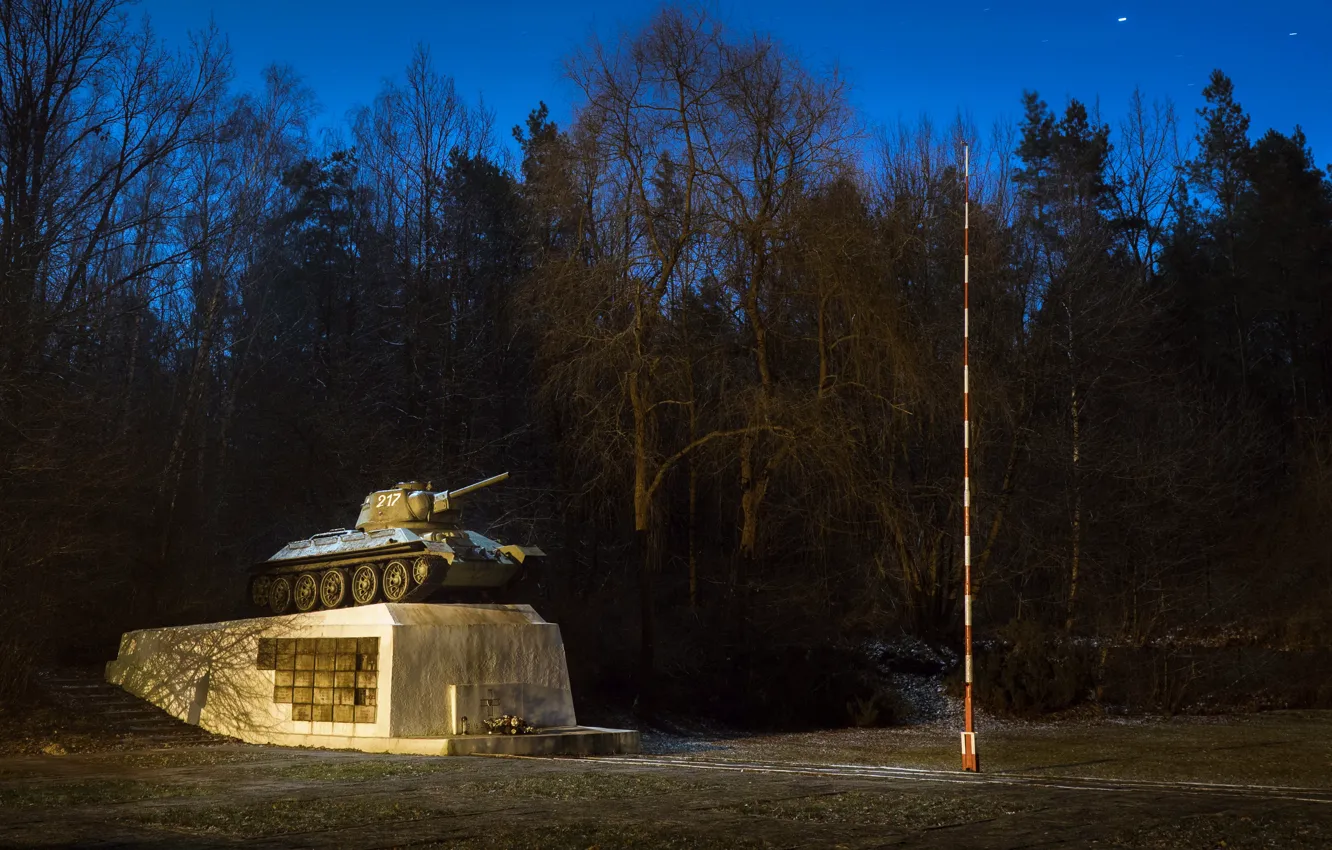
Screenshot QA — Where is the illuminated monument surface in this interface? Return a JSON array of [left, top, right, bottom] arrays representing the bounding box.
[[106, 603, 638, 756]]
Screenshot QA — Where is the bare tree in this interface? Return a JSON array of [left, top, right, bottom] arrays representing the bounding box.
[[705, 31, 855, 591], [0, 0, 229, 696], [1110, 88, 1183, 285]]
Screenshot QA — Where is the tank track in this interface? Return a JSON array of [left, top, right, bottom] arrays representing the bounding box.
[[248, 553, 449, 615]]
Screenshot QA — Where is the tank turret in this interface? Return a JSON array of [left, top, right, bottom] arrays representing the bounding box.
[[247, 472, 545, 615], [355, 472, 511, 531]]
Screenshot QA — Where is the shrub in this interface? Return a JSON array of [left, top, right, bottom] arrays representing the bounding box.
[[973, 619, 1095, 716]]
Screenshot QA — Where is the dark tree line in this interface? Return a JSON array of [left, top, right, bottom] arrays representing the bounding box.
[[2, 2, 1329, 719]]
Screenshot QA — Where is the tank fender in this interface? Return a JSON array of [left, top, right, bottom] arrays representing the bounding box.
[[497, 544, 545, 564], [424, 540, 458, 564]]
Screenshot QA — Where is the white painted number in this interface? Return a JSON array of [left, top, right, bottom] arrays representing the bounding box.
[[375, 493, 403, 508]]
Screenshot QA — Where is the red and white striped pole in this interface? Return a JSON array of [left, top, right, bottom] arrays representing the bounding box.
[[961, 143, 979, 773]]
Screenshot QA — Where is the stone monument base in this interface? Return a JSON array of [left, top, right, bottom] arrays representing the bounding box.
[[237, 726, 638, 757], [105, 603, 638, 757]]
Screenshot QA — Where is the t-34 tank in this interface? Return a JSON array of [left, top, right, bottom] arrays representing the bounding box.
[[247, 472, 544, 614]]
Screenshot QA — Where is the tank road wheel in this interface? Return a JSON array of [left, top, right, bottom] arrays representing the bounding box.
[[351, 564, 379, 605], [269, 576, 293, 615], [319, 568, 348, 609], [382, 560, 410, 602], [293, 573, 319, 612], [249, 575, 273, 608], [411, 557, 432, 586]]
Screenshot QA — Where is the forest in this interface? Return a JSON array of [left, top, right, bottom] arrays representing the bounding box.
[[2, 0, 1330, 724]]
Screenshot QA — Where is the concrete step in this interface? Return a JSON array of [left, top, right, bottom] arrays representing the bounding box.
[[55, 696, 142, 708], [35, 667, 221, 744]]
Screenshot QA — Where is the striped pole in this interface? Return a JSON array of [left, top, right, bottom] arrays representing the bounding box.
[[961, 143, 979, 773]]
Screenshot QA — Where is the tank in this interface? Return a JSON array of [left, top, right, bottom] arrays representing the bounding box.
[[247, 472, 545, 614]]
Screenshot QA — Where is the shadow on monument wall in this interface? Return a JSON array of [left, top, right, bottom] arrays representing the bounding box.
[[110, 616, 300, 738]]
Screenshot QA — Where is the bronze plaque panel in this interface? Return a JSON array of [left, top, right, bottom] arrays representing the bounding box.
[[260, 633, 378, 724], [256, 638, 276, 669]]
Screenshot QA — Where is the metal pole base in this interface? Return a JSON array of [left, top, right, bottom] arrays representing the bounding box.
[[960, 731, 979, 772]]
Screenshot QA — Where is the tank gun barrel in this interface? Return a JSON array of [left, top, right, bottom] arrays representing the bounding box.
[[442, 471, 509, 500], [433, 472, 509, 512]]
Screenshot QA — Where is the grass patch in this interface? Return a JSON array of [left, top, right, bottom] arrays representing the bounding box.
[[726, 789, 1032, 830], [0, 779, 210, 808], [455, 772, 714, 802], [270, 758, 461, 782], [124, 796, 439, 838]]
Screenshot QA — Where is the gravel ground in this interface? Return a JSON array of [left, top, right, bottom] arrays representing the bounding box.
[[2, 709, 1330, 848], [637, 709, 1332, 790]]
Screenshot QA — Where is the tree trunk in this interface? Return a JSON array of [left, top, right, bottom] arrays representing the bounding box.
[[688, 445, 699, 608], [636, 526, 655, 717], [629, 366, 655, 716], [977, 390, 1029, 578], [1066, 380, 1082, 633], [817, 293, 830, 398], [159, 272, 225, 560]]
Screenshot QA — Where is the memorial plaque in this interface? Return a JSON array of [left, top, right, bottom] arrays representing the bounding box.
[[256, 638, 276, 669], [261, 634, 378, 723]]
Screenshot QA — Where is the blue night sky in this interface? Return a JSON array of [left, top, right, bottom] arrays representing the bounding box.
[[137, 0, 1330, 167]]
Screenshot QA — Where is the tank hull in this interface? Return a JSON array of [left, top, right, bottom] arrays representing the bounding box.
[[248, 527, 536, 615]]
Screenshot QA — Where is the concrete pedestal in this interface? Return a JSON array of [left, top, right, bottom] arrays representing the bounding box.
[[105, 603, 637, 756]]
